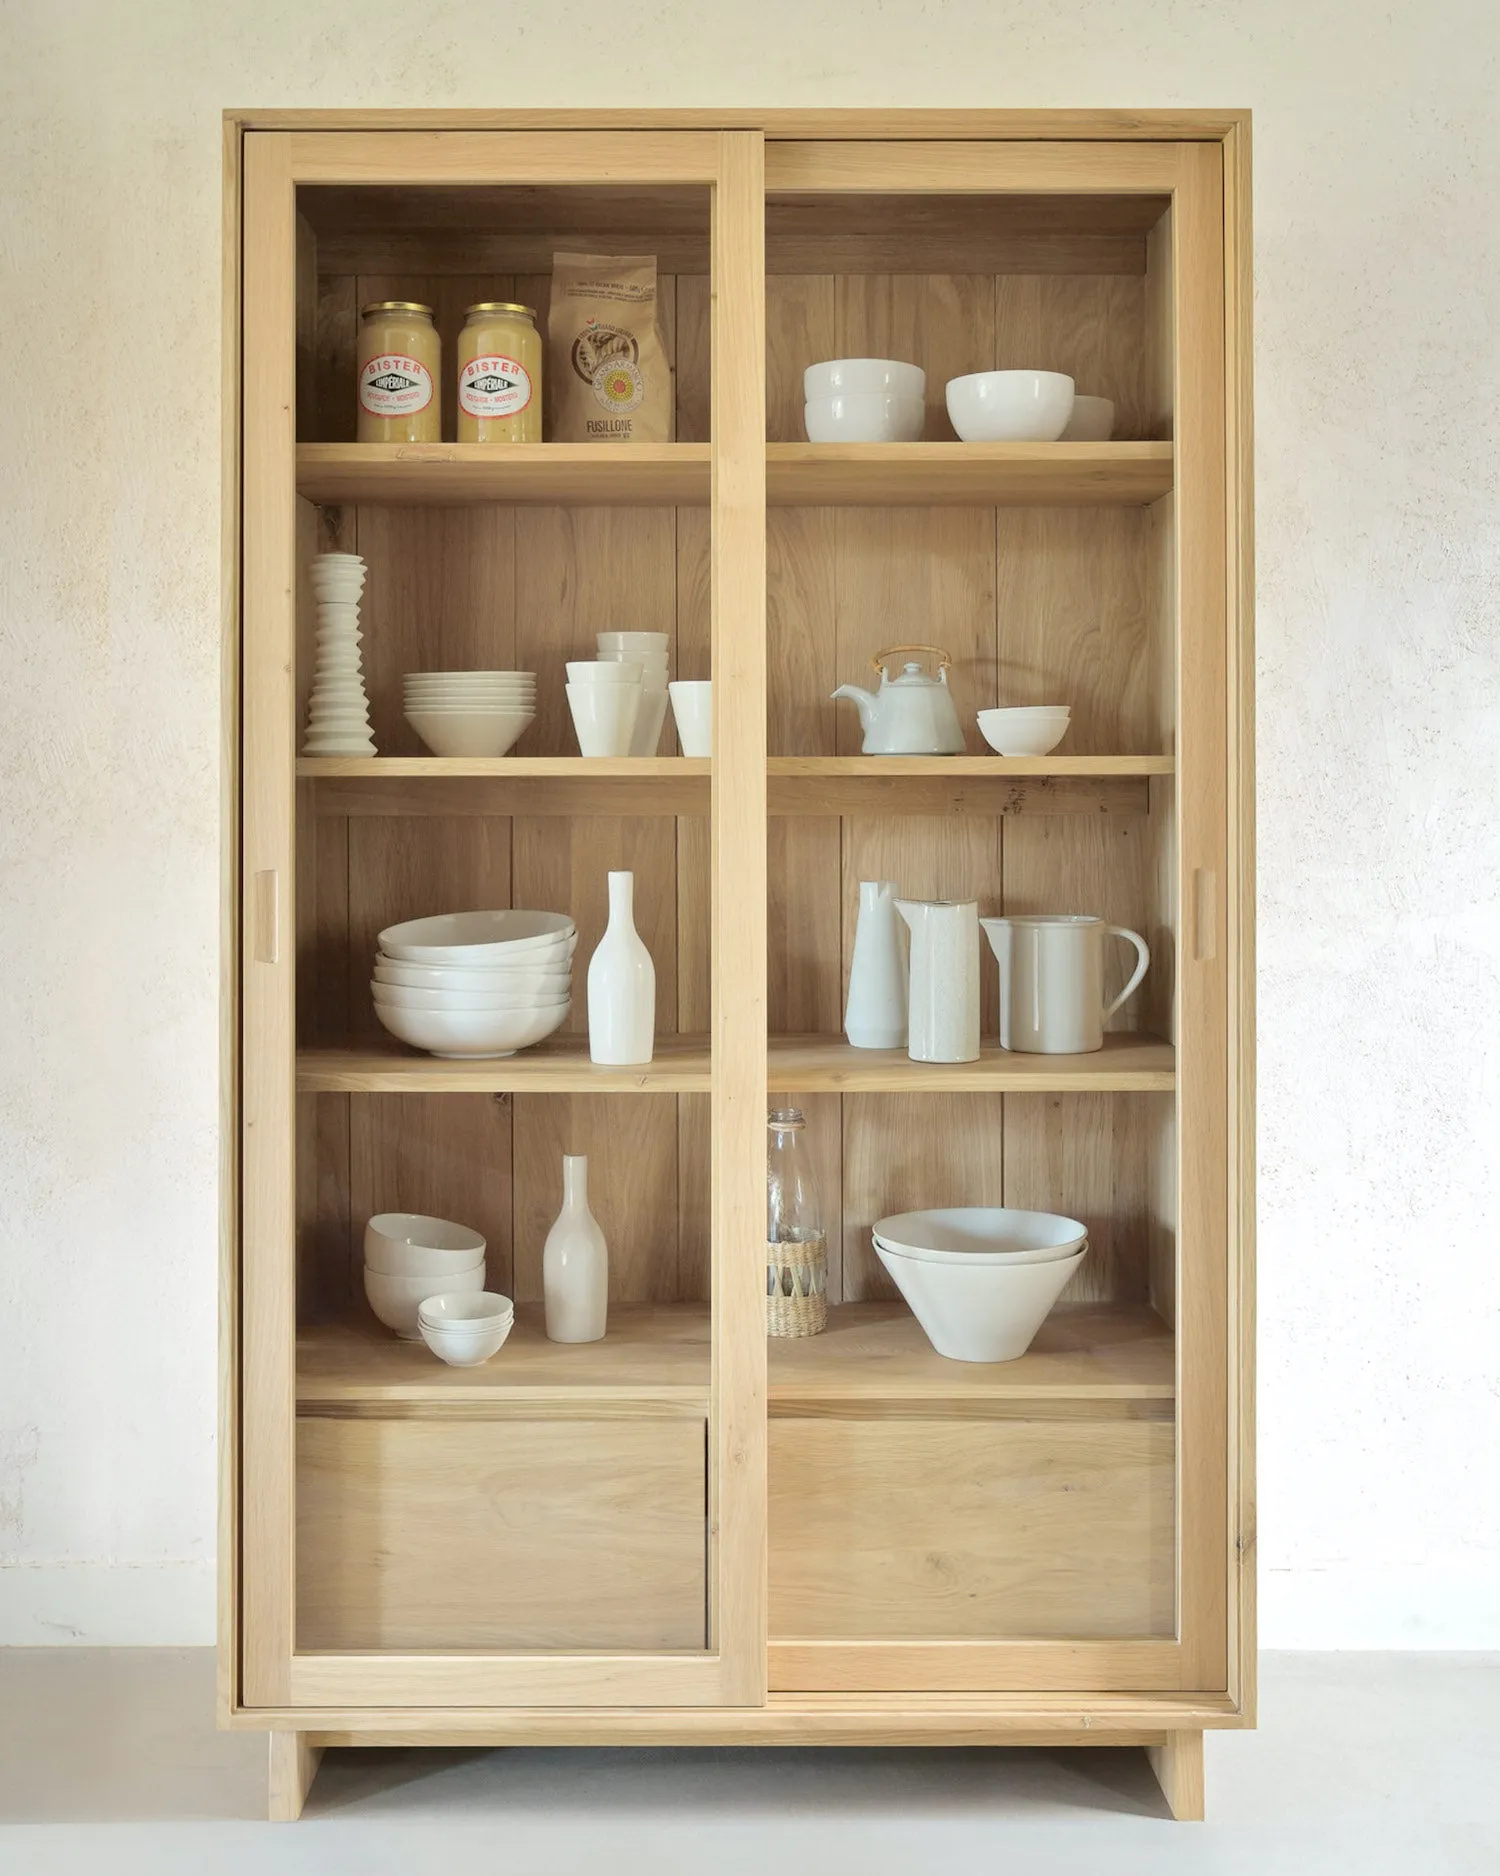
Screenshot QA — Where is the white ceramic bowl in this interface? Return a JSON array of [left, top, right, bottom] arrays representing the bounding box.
[[566, 660, 642, 685], [804, 358, 926, 401], [1061, 395, 1115, 442], [373, 997, 571, 1059], [373, 959, 571, 994], [597, 632, 669, 650], [945, 370, 1075, 442], [419, 1291, 514, 1328], [874, 1239, 1087, 1362], [406, 709, 534, 759], [875, 1232, 1078, 1268], [976, 707, 1073, 757], [364, 1262, 486, 1339], [372, 981, 571, 1014], [404, 688, 536, 704], [378, 910, 576, 962], [804, 392, 925, 444], [364, 1212, 487, 1278], [418, 1292, 516, 1366], [405, 670, 535, 682], [874, 1207, 1088, 1262]]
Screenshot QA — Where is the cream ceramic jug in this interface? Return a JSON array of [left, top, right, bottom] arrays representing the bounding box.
[[831, 645, 965, 755], [981, 914, 1150, 1054], [895, 897, 980, 1062]]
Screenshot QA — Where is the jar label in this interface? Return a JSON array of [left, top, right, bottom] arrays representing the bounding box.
[[359, 353, 434, 418], [459, 354, 534, 419]]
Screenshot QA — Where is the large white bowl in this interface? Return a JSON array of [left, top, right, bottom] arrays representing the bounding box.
[[875, 1239, 1087, 1362], [364, 1262, 485, 1339], [945, 370, 1075, 442], [364, 1212, 487, 1278], [406, 709, 534, 758], [372, 981, 571, 1014], [373, 959, 571, 994], [373, 996, 571, 1058], [873, 1232, 1080, 1269], [804, 358, 926, 401], [1061, 395, 1115, 441], [378, 910, 576, 962], [804, 392, 925, 444], [977, 706, 1073, 757], [874, 1206, 1088, 1261]]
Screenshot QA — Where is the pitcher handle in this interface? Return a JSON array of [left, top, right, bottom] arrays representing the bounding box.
[[871, 644, 951, 677], [1102, 926, 1150, 1023]]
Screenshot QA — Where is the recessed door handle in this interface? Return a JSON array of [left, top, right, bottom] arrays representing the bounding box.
[[253, 869, 280, 964], [1193, 868, 1217, 963]]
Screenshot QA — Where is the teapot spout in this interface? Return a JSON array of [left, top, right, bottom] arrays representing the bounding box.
[[830, 683, 876, 730]]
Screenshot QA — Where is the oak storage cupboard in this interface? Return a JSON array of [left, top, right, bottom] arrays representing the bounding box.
[[221, 109, 1254, 1822]]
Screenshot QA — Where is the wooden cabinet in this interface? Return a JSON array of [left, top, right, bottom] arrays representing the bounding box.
[[224, 108, 1253, 1823]]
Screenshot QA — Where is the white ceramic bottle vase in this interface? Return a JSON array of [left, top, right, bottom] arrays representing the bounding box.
[[543, 1154, 608, 1343], [980, 914, 1150, 1054], [586, 870, 656, 1065], [845, 880, 908, 1049], [894, 898, 981, 1063]]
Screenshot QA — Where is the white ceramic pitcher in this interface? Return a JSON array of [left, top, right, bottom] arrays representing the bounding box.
[[845, 880, 907, 1049], [895, 898, 980, 1063], [981, 914, 1150, 1054]]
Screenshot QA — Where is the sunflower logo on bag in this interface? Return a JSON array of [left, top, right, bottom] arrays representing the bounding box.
[[591, 357, 645, 414]]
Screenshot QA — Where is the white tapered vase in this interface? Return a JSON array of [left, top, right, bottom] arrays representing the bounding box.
[[543, 1154, 609, 1344], [586, 870, 656, 1065]]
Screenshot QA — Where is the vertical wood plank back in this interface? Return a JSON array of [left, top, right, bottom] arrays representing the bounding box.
[[993, 275, 1147, 439]]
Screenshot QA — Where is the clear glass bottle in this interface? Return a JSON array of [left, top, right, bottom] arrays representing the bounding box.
[[766, 1108, 827, 1337]]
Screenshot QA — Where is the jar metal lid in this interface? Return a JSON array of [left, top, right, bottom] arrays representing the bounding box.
[[360, 300, 435, 318], [464, 301, 537, 320]]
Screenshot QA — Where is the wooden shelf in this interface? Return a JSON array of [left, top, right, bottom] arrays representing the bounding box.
[[298, 1306, 710, 1412], [766, 442, 1173, 506], [768, 754, 1169, 818], [298, 756, 709, 779], [299, 756, 709, 818], [296, 442, 1172, 509], [769, 1303, 1174, 1406], [297, 442, 711, 506], [769, 1033, 1175, 1093], [296, 1302, 1171, 1414], [296, 1034, 711, 1093]]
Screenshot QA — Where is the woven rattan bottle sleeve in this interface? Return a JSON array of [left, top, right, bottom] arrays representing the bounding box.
[[766, 1236, 828, 1337]]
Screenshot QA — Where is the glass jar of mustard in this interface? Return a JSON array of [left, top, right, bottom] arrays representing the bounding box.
[[357, 301, 441, 443], [457, 302, 542, 443]]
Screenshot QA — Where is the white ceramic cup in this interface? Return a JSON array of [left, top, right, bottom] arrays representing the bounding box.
[[981, 914, 1150, 1054], [566, 680, 641, 757], [668, 680, 712, 756], [566, 660, 642, 686], [1061, 395, 1115, 441]]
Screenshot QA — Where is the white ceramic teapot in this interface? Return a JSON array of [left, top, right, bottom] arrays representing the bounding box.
[[831, 645, 965, 755]]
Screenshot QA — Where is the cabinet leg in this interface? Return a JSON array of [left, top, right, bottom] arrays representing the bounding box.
[[268, 1731, 323, 1822], [1147, 1730, 1204, 1820]]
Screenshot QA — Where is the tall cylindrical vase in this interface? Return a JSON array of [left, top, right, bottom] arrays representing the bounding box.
[[543, 1154, 608, 1344], [587, 870, 656, 1064], [845, 879, 907, 1049]]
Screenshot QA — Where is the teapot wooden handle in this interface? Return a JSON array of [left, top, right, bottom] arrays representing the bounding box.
[[871, 643, 951, 675]]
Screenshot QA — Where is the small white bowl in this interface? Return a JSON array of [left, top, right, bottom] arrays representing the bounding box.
[[364, 1262, 485, 1339], [372, 982, 571, 1013], [378, 910, 575, 962], [419, 1291, 514, 1328], [874, 1239, 1087, 1363], [804, 358, 925, 401], [1061, 395, 1115, 442], [566, 660, 643, 685], [373, 959, 571, 994], [418, 1293, 516, 1366], [804, 392, 925, 444], [977, 707, 1073, 758], [406, 709, 534, 759], [945, 370, 1075, 442], [364, 1212, 487, 1278], [596, 631, 669, 651], [373, 997, 571, 1059]]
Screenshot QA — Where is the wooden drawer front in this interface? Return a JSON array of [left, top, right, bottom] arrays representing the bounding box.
[[769, 1415, 1174, 1641], [297, 1417, 707, 1652]]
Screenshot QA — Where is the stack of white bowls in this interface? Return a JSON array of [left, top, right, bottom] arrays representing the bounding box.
[[404, 670, 536, 757], [418, 1292, 515, 1367], [565, 657, 642, 756], [597, 632, 669, 754], [363, 1212, 487, 1340], [873, 1207, 1089, 1363], [372, 910, 576, 1058], [977, 704, 1073, 757], [804, 359, 926, 442]]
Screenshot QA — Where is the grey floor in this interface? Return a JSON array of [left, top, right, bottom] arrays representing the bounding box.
[[0, 1650, 1496, 1873]]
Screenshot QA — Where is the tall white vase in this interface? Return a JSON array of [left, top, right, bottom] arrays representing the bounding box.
[[303, 552, 377, 756], [586, 870, 656, 1064], [543, 1154, 608, 1343], [895, 898, 980, 1063], [845, 879, 907, 1049]]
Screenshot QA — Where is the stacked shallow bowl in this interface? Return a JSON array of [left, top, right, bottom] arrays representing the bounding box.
[[363, 1212, 487, 1340], [977, 704, 1072, 757], [596, 632, 669, 755], [417, 1291, 515, 1367], [804, 358, 926, 442], [873, 1207, 1088, 1363], [404, 670, 536, 757], [373, 910, 576, 1058]]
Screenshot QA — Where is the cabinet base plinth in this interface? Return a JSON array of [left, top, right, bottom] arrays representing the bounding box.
[[1147, 1729, 1205, 1820], [268, 1732, 323, 1822]]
